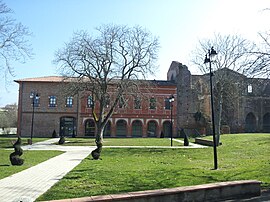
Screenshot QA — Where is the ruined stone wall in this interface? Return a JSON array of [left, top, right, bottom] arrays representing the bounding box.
[[168, 61, 270, 134]]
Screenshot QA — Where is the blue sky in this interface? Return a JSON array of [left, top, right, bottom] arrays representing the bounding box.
[[0, 0, 269, 106]]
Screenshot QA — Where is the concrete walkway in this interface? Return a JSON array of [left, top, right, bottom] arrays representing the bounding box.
[[0, 139, 95, 202], [0, 138, 206, 202]]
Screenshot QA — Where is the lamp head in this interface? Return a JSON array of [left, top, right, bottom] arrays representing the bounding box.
[[169, 95, 175, 102], [210, 47, 217, 57]]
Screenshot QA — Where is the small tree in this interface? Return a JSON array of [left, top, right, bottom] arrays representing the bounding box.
[[55, 25, 159, 159]]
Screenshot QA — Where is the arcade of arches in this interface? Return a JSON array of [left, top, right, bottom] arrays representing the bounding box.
[[245, 112, 270, 133], [83, 119, 174, 137]]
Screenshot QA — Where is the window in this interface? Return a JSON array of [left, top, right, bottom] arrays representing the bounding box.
[[149, 97, 156, 109], [66, 97, 73, 107], [119, 97, 125, 108], [248, 84, 252, 93], [49, 96, 56, 107], [134, 97, 141, 109], [164, 98, 171, 110], [87, 96, 94, 108]]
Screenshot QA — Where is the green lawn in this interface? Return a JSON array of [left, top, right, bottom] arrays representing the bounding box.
[[0, 137, 63, 179], [38, 133, 270, 201], [0, 137, 49, 148], [62, 137, 183, 146]]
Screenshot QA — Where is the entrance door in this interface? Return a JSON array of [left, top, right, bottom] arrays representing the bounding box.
[[60, 117, 76, 137]]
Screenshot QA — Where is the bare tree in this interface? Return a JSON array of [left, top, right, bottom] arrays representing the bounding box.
[[55, 24, 159, 159], [246, 31, 270, 78], [191, 34, 255, 143], [0, 1, 32, 78]]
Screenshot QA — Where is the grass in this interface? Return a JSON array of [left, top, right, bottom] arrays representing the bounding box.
[[62, 137, 183, 146], [0, 137, 49, 148], [38, 133, 270, 201], [0, 137, 63, 180]]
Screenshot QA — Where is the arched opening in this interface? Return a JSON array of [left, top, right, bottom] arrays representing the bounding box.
[[163, 121, 171, 137], [116, 120, 127, 137], [263, 113, 270, 132], [147, 121, 157, 137], [245, 112, 256, 133], [85, 119, 95, 137], [132, 120, 143, 137], [60, 116, 76, 137], [103, 121, 111, 137]]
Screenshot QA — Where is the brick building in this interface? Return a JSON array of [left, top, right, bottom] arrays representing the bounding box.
[[15, 61, 270, 138], [15, 77, 177, 138]]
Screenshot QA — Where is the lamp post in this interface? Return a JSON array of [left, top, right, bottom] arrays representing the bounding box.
[[204, 47, 218, 170], [169, 95, 175, 147], [30, 91, 40, 145]]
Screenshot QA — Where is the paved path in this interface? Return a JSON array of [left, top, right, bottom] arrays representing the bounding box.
[[0, 138, 206, 202], [0, 139, 95, 202]]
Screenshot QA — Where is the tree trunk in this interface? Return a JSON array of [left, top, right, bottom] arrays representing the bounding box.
[[91, 127, 104, 160]]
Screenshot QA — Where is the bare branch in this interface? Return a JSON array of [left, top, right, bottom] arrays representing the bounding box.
[[55, 24, 159, 148]]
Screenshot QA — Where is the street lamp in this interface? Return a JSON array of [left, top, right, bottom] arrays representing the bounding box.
[[204, 46, 218, 170], [30, 91, 40, 145], [169, 95, 175, 147]]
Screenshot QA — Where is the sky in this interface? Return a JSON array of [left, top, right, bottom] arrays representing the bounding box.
[[0, 0, 270, 107]]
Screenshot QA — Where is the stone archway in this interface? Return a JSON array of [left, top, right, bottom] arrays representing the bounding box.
[[147, 120, 158, 137], [132, 120, 143, 137], [263, 113, 270, 132], [116, 120, 127, 137], [245, 112, 256, 133]]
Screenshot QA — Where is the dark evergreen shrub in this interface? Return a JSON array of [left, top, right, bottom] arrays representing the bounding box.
[[58, 136, 65, 144], [52, 130, 58, 138], [9, 137, 24, 166]]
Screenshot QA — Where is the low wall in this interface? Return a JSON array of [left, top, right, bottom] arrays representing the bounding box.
[[44, 180, 261, 202]]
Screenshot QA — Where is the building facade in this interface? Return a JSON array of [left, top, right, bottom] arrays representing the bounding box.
[[15, 61, 270, 138], [15, 77, 177, 138], [168, 61, 270, 134]]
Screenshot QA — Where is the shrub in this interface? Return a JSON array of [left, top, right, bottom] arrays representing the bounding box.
[[52, 130, 58, 138], [58, 136, 65, 145], [9, 137, 24, 166]]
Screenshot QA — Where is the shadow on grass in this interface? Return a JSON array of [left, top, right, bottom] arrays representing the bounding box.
[[0, 164, 10, 167]]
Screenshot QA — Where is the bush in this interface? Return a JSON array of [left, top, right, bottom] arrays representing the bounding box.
[[9, 137, 24, 166], [58, 136, 65, 145], [52, 130, 58, 138]]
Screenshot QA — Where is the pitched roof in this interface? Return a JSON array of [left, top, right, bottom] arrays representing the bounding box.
[[14, 76, 67, 83], [14, 76, 177, 87]]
